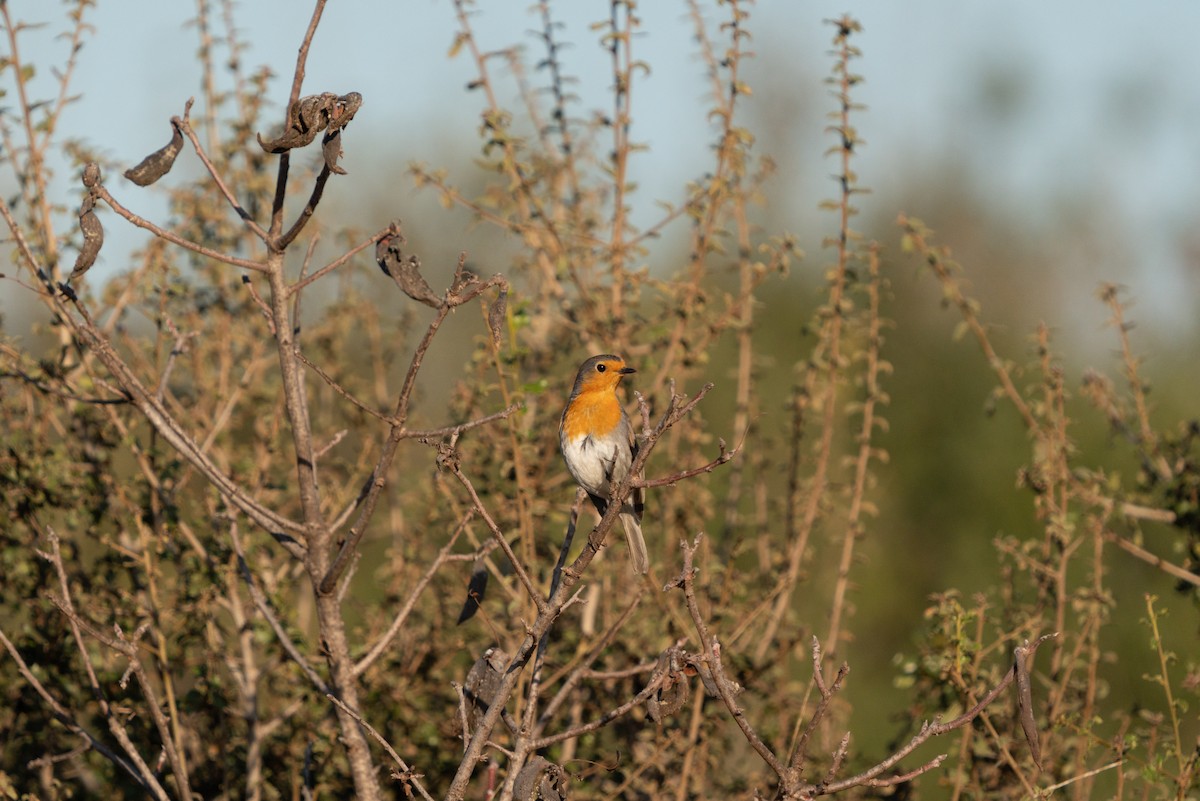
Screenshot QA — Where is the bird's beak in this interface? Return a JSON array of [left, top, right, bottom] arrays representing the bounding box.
[[619, 366, 636, 375]]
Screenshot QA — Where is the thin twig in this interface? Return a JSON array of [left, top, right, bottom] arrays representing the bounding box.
[[675, 534, 787, 780], [402, 404, 522, 439], [318, 269, 512, 595], [229, 522, 331, 695], [1102, 530, 1200, 587], [817, 633, 1059, 796], [94, 185, 266, 272], [278, 165, 331, 249], [636, 436, 739, 489], [326, 694, 436, 801], [175, 98, 272, 242], [353, 513, 474, 677], [449, 463, 543, 608], [530, 666, 668, 750]]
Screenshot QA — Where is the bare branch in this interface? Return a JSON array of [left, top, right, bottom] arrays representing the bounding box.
[[94, 184, 267, 272], [174, 98, 272, 243], [229, 521, 331, 696], [674, 534, 786, 780], [353, 513, 475, 677], [326, 694, 436, 801], [636, 436, 739, 489], [39, 529, 189, 799]]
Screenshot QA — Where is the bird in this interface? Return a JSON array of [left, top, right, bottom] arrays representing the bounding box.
[[559, 354, 648, 574]]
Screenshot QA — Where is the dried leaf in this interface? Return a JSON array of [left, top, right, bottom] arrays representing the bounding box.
[[487, 286, 508, 348], [321, 129, 345, 174], [258, 93, 334, 152], [124, 120, 184, 186], [646, 692, 661, 724], [81, 162, 101, 188], [651, 674, 689, 721], [513, 756, 569, 801], [258, 91, 362, 154], [456, 559, 488, 624], [1014, 642, 1042, 770], [69, 194, 103, 282], [463, 647, 508, 729], [326, 91, 362, 134], [376, 234, 441, 307]]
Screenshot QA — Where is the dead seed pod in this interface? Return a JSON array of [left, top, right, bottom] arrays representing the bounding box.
[[321, 128, 346, 175], [124, 119, 184, 186], [513, 756, 569, 801], [487, 286, 508, 349], [376, 233, 441, 308], [257, 91, 363, 156], [69, 193, 104, 283], [81, 162, 101, 188], [462, 647, 508, 730]]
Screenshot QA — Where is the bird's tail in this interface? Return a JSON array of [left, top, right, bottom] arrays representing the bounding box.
[[619, 508, 648, 575]]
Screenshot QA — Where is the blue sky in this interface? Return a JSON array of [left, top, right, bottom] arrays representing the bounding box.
[[9, 1, 1200, 342]]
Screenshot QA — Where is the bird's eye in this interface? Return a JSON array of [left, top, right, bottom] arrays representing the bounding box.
[[596, 363, 607, 373]]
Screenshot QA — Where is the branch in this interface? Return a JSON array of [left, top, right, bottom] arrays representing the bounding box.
[[93, 184, 266, 272], [673, 534, 786, 780], [447, 459, 544, 609], [353, 513, 475, 677], [788, 637, 849, 775], [38, 528, 189, 799], [229, 522, 332, 696], [1103, 531, 1200, 588], [287, 220, 393, 295], [326, 694, 435, 801], [318, 266, 511, 595], [63, 301, 307, 555], [816, 633, 1059, 796], [267, 0, 327, 237], [401, 404, 522, 440], [530, 663, 669, 750], [635, 435, 739, 489], [174, 97, 272, 243], [46, 598, 190, 799], [0, 627, 156, 796], [277, 165, 331, 250]]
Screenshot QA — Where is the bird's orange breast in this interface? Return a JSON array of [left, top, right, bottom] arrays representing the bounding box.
[[562, 389, 624, 441]]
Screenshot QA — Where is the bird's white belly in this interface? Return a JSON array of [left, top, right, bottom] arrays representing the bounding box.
[[562, 433, 628, 499]]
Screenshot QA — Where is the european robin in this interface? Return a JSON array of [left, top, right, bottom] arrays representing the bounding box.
[[559, 354, 648, 574]]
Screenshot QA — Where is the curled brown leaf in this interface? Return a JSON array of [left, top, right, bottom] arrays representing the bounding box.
[[376, 234, 441, 308], [69, 193, 104, 282], [321, 128, 346, 175], [455, 558, 488, 624], [124, 120, 184, 186], [463, 647, 508, 729], [257, 91, 363, 155], [487, 286, 508, 349], [513, 756, 569, 801], [81, 162, 101, 188]]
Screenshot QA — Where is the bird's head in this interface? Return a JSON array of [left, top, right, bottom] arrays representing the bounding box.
[[570, 354, 636, 396]]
